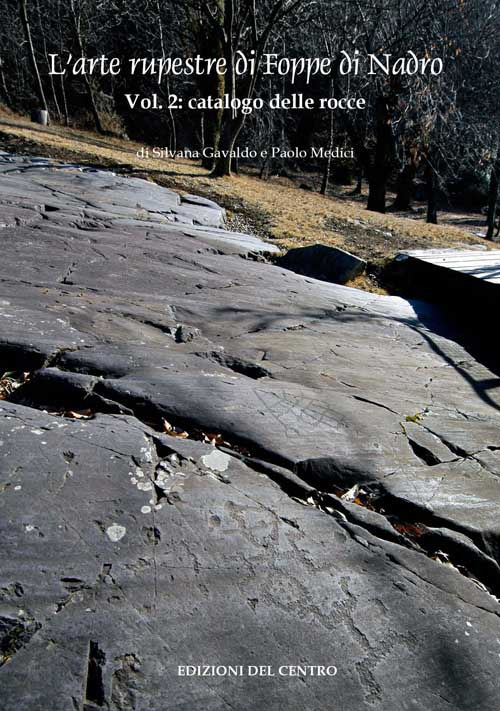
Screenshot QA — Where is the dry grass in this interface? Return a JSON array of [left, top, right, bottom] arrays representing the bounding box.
[[0, 109, 491, 279]]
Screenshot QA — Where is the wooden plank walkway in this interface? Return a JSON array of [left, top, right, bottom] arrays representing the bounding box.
[[397, 249, 500, 285]]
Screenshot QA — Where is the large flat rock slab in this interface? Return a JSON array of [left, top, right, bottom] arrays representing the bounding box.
[[1, 154, 499, 710]]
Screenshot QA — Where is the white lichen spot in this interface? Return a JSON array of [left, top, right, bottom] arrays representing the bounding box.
[[155, 504, 163, 511], [106, 524, 126, 542], [201, 449, 231, 473], [137, 481, 153, 492], [31, 429, 44, 435], [156, 475, 170, 490], [14, 485, 22, 491], [141, 444, 154, 464], [135, 468, 144, 478], [141, 505, 152, 514], [25, 525, 36, 533]]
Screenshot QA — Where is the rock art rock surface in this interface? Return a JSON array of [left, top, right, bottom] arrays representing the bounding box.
[[0, 154, 499, 710]]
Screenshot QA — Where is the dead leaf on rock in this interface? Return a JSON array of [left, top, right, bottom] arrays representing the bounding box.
[[162, 418, 189, 438], [202, 432, 231, 446], [393, 522, 426, 538], [432, 551, 457, 568], [0, 371, 30, 400], [64, 409, 94, 420], [341, 484, 360, 502]]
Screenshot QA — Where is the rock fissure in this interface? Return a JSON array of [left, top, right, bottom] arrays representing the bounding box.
[[5, 350, 500, 599]]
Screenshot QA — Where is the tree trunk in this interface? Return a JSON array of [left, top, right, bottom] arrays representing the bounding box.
[[36, 0, 60, 120], [392, 157, 417, 211], [156, 3, 176, 152], [211, 114, 244, 177], [0, 56, 11, 105], [81, 74, 104, 134], [210, 127, 234, 177], [70, 1, 103, 134], [201, 108, 223, 169], [321, 99, 335, 195], [486, 150, 499, 241], [353, 166, 363, 195], [193, 0, 224, 170], [425, 160, 438, 224], [367, 177, 387, 213], [19, 0, 48, 113], [199, 59, 224, 169], [59, 70, 69, 126], [56, 0, 69, 125], [259, 152, 270, 180], [165, 78, 176, 152], [367, 96, 394, 213], [320, 154, 332, 195]]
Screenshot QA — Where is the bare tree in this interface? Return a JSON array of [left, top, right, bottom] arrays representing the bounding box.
[[19, 0, 48, 112], [68, 0, 104, 133], [185, 0, 307, 177]]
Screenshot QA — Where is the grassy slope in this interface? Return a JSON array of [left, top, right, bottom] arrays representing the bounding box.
[[0, 109, 491, 292]]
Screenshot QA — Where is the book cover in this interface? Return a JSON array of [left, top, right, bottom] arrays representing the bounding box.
[[0, 1, 499, 709]]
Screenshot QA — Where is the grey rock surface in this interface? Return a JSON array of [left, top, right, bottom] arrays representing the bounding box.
[[277, 243, 366, 284], [0, 155, 499, 710]]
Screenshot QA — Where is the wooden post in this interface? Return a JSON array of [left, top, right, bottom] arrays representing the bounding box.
[[486, 149, 500, 241]]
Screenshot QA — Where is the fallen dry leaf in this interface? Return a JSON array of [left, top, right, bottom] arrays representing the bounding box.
[[64, 409, 94, 420], [162, 418, 173, 432], [202, 432, 228, 446], [162, 418, 189, 438], [393, 522, 426, 538], [341, 484, 360, 502]]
